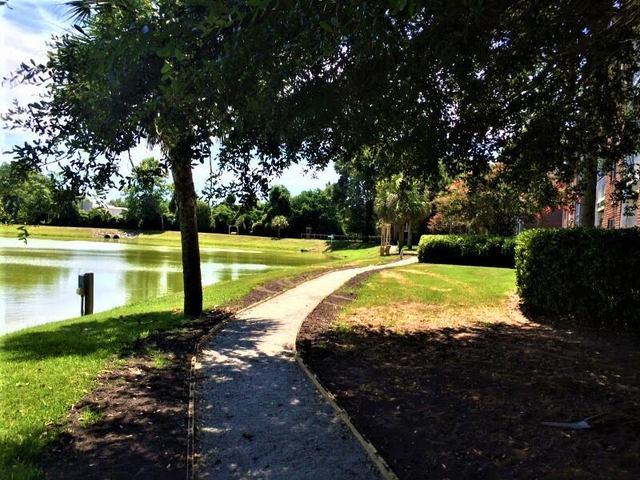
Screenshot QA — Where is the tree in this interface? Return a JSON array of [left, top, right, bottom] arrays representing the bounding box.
[[210, 203, 236, 233], [7, 1, 640, 313], [124, 158, 169, 231], [248, 186, 292, 235], [196, 200, 212, 232], [374, 174, 430, 249], [266, 186, 291, 220], [0, 163, 56, 225], [271, 215, 289, 238], [333, 160, 377, 237], [428, 180, 472, 234], [212, 1, 640, 223], [428, 167, 559, 235], [290, 187, 341, 235], [3, 2, 249, 316]]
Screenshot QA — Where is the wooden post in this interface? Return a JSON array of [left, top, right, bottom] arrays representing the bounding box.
[[83, 273, 94, 315]]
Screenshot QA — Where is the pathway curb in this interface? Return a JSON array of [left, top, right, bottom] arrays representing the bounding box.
[[292, 267, 405, 480], [294, 353, 399, 480]]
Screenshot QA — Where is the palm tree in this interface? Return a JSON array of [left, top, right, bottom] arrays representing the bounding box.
[[271, 215, 289, 238], [375, 174, 430, 250]]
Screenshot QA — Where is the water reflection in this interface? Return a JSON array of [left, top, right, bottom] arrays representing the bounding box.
[[0, 237, 323, 334]]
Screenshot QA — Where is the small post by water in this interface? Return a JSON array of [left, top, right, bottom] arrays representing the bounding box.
[[77, 273, 94, 316], [84, 273, 94, 315]]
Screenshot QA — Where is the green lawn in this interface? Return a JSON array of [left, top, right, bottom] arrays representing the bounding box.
[[354, 263, 515, 306], [337, 263, 516, 332], [0, 224, 328, 252], [0, 225, 386, 262], [0, 226, 388, 479]]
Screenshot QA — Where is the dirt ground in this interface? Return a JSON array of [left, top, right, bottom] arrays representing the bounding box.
[[39, 271, 329, 479], [297, 274, 640, 480]]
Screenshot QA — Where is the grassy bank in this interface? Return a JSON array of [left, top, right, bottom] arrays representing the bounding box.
[[0, 229, 389, 479], [0, 224, 386, 262], [0, 224, 328, 253]]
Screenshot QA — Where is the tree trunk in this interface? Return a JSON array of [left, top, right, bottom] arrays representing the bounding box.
[[580, 157, 598, 227], [407, 223, 413, 250], [170, 147, 203, 318], [397, 222, 405, 250]]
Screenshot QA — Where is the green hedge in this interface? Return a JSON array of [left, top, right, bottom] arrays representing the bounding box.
[[417, 234, 515, 267], [515, 228, 640, 329]]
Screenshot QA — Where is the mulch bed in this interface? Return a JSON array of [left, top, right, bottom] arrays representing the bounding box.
[[297, 273, 640, 480], [39, 269, 331, 479]]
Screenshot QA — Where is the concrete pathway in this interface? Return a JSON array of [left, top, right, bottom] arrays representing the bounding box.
[[196, 258, 417, 479]]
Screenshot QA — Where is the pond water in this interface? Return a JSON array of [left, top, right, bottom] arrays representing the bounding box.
[[0, 236, 324, 335]]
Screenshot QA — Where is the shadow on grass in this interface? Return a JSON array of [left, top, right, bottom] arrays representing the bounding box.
[[325, 240, 377, 252], [0, 308, 198, 479], [299, 320, 640, 480], [2, 312, 371, 479], [1, 311, 183, 362]]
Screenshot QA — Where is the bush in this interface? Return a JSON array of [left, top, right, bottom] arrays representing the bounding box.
[[418, 234, 515, 267], [515, 228, 640, 329]]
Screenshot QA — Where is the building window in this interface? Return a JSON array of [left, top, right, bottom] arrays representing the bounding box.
[[607, 218, 616, 229], [620, 199, 637, 228]]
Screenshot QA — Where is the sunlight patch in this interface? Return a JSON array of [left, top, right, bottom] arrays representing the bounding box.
[[339, 301, 526, 334]]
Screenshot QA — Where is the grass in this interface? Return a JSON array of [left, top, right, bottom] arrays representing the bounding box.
[[0, 224, 389, 263], [77, 408, 103, 429], [0, 224, 328, 253], [338, 263, 516, 332], [0, 226, 390, 479]]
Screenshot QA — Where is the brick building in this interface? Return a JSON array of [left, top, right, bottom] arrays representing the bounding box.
[[563, 154, 640, 228]]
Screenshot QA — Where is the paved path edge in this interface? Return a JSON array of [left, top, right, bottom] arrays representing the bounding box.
[[292, 268, 401, 480], [293, 353, 399, 480]]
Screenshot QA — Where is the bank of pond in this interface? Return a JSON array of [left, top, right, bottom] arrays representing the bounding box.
[[0, 234, 329, 334]]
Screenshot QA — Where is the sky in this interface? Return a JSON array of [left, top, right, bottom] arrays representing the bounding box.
[[0, 1, 338, 200]]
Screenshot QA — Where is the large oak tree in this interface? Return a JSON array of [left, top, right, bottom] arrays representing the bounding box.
[[4, 0, 640, 316]]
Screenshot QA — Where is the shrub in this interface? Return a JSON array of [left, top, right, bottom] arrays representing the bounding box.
[[418, 234, 515, 267], [515, 228, 640, 330]]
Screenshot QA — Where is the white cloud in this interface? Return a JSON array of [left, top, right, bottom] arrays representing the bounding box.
[[1, 1, 68, 160]]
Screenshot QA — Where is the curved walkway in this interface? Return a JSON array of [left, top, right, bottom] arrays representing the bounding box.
[[196, 257, 417, 479]]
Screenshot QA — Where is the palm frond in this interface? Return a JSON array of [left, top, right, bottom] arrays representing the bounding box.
[[65, 0, 133, 24]]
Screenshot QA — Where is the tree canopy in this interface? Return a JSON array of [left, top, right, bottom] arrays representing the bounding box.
[[124, 158, 170, 231], [212, 1, 640, 213], [4, 0, 640, 313]]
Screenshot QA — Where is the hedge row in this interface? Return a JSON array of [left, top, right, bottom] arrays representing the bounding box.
[[417, 234, 516, 268], [515, 228, 640, 330]]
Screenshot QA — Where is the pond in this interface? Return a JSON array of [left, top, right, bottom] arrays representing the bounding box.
[[0, 236, 324, 335]]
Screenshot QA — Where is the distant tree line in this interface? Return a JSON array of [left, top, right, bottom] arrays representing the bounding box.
[[0, 158, 382, 238], [2, 158, 558, 241]]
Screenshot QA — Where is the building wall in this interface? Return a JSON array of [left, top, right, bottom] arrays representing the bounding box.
[[601, 172, 621, 229], [562, 200, 581, 227], [562, 154, 639, 229], [595, 157, 639, 229]]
